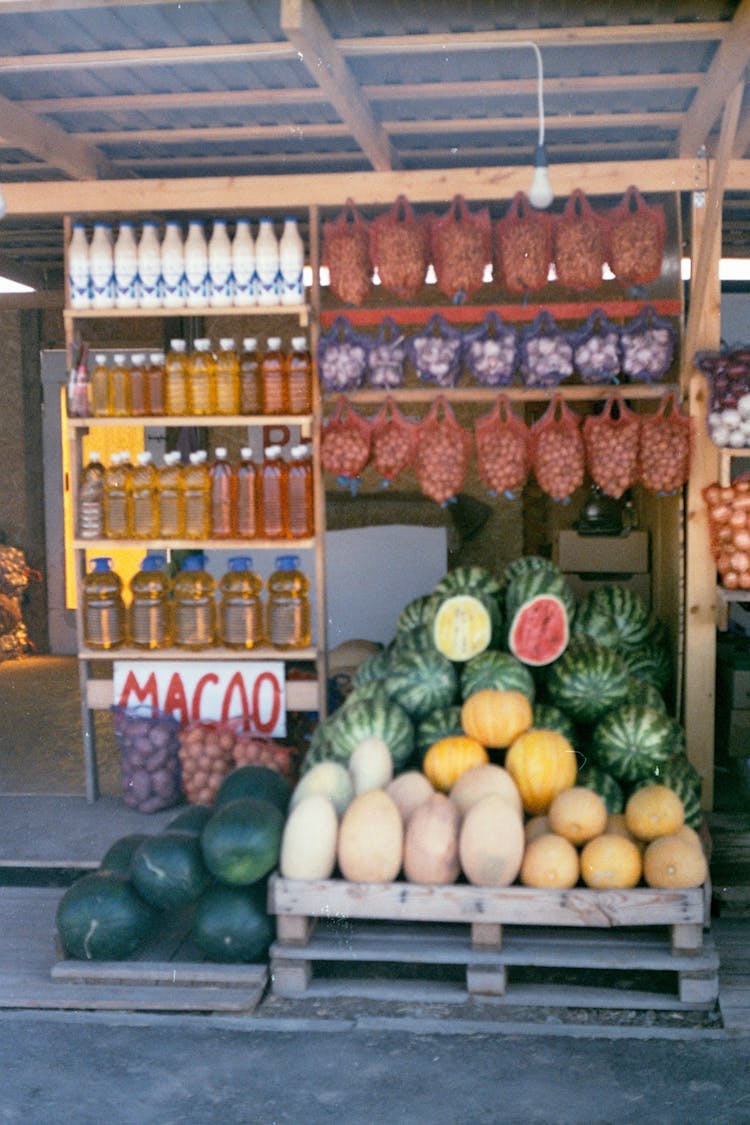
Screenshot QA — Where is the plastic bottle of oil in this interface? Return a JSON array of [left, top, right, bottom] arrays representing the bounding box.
[[287, 443, 314, 538], [82, 557, 125, 649], [235, 447, 259, 539], [259, 445, 288, 538], [78, 451, 105, 540], [239, 337, 262, 414], [165, 338, 189, 416], [209, 446, 235, 538], [157, 450, 184, 537], [128, 554, 171, 649], [129, 450, 159, 539], [183, 450, 210, 539], [128, 352, 148, 417], [103, 452, 131, 539], [287, 335, 313, 414], [267, 554, 311, 649], [110, 353, 131, 417], [215, 337, 240, 415], [218, 556, 264, 649], [188, 337, 216, 416], [89, 353, 111, 417], [173, 554, 215, 650], [145, 351, 165, 416], [260, 336, 288, 414]]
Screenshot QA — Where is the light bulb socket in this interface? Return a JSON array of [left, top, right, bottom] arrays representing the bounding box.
[[528, 143, 554, 209], [533, 142, 549, 170]]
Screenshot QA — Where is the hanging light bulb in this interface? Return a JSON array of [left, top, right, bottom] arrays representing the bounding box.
[[0, 183, 6, 220], [526, 43, 554, 209]]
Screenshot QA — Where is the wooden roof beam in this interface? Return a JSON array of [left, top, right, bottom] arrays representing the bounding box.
[[0, 89, 115, 180], [678, 0, 750, 157], [280, 0, 398, 172]]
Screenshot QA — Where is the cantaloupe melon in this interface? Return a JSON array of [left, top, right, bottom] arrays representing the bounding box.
[[524, 814, 551, 844], [449, 763, 523, 819], [279, 795, 339, 880], [643, 833, 708, 889], [403, 793, 461, 885], [603, 812, 643, 850], [548, 786, 608, 846], [520, 833, 580, 889], [579, 833, 642, 889], [458, 794, 525, 887], [625, 784, 685, 842], [337, 789, 403, 883], [386, 771, 434, 824]]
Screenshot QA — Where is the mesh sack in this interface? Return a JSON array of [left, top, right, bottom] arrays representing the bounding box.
[[493, 191, 552, 294], [607, 186, 666, 286], [463, 311, 518, 387], [572, 308, 621, 384], [583, 393, 640, 499], [232, 730, 302, 784], [695, 347, 750, 446], [430, 194, 492, 301], [553, 188, 607, 291], [178, 720, 236, 806], [367, 316, 407, 389], [321, 199, 372, 306], [317, 316, 369, 392], [638, 391, 692, 494], [620, 305, 675, 383], [414, 395, 473, 505], [407, 313, 464, 387], [369, 396, 418, 483], [703, 475, 750, 591], [369, 195, 430, 300], [320, 395, 371, 481], [113, 705, 182, 813], [474, 394, 531, 497], [530, 394, 585, 502], [520, 310, 574, 388]]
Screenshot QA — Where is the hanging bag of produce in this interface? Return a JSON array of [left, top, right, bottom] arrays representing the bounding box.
[[553, 188, 607, 291], [366, 316, 407, 389], [695, 346, 750, 447], [369, 396, 418, 485], [407, 313, 464, 387], [620, 304, 675, 383], [572, 308, 622, 384], [320, 394, 372, 486], [520, 309, 574, 388], [530, 394, 585, 503], [474, 394, 531, 498], [703, 475, 750, 591], [321, 199, 372, 306], [638, 391, 692, 494], [607, 186, 666, 286], [414, 395, 473, 505], [493, 191, 552, 294], [463, 311, 518, 387], [317, 315, 369, 392], [369, 194, 430, 300], [582, 392, 640, 499], [430, 194, 492, 302]]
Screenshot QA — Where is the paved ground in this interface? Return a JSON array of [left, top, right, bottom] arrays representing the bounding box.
[[0, 1010, 748, 1125]]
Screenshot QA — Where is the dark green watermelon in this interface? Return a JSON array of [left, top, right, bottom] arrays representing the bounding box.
[[130, 832, 212, 910], [432, 565, 503, 601], [577, 764, 625, 813], [352, 648, 392, 687], [56, 871, 157, 961], [214, 765, 291, 814], [544, 639, 630, 725], [164, 805, 213, 836], [460, 650, 535, 702], [620, 640, 672, 695], [201, 797, 284, 886], [303, 695, 414, 771], [414, 705, 464, 761], [581, 585, 659, 650], [191, 883, 274, 963], [396, 593, 440, 636], [591, 704, 676, 784], [99, 833, 151, 875], [382, 648, 458, 720], [531, 702, 578, 745]]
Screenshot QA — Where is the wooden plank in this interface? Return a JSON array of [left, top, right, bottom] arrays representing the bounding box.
[[51, 959, 266, 988], [678, 0, 750, 158], [275, 914, 316, 946], [0, 88, 115, 180], [465, 965, 507, 996], [471, 922, 502, 950], [671, 923, 705, 955], [270, 958, 312, 996], [0, 980, 266, 1012], [679, 969, 720, 1005]]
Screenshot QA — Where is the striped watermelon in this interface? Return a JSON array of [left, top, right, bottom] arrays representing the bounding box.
[[531, 702, 578, 745], [576, 764, 625, 813], [570, 595, 621, 649], [352, 648, 392, 687], [591, 703, 675, 784], [581, 585, 658, 650], [505, 567, 576, 622], [508, 593, 570, 667], [304, 696, 414, 772], [396, 594, 440, 637], [620, 640, 672, 695], [414, 705, 464, 761], [460, 651, 535, 702], [433, 565, 503, 601], [383, 648, 458, 720], [502, 555, 560, 590], [544, 639, 630, 725], [625, 675, 666, 713]]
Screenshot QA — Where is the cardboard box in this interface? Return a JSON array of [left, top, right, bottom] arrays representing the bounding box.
[[556, 530, 649, 575], [563, 572, 651, 606]]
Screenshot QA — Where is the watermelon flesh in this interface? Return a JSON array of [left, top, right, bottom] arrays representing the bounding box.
[[508, 593, 569, 667]]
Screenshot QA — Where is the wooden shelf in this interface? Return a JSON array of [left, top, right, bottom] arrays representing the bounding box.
[[67, 413, 314, 428], [320, 297, 683, 329], [329, 383, 679, 406], [65, 303, 310, 326], [78, 645, 318, 661], [74, 537, 315, 550]]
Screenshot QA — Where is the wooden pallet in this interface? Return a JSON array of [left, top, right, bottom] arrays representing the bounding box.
[[268, 877, 717, 1010]]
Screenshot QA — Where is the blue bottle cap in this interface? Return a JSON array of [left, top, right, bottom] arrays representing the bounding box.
[[141, 555, 167, 571], [229, 557, 253, 572], [274, 555, 299, 571], [91, 557, 113, 572], [181, 554, 207, 571]]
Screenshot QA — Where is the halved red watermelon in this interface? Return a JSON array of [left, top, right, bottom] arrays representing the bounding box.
[[508, 593, 569, 667]]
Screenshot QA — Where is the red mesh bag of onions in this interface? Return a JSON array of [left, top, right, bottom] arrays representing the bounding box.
[[475, 394, 531, 498], [370, 194, 430, 300], [638, 391, 693, 494], [583, 393, 640, 499], [554, 188, 608, 291], [322, 199, 372, 306], [369, 396, 418, 484], [493, 191, 552, 294], [178, 720, 237, 807], [320, 395, 371, 487], [414, 395, 473, 505], [430, 194, 492, 302], [607, 186, 666, 286], [703, 475, 750, 592], [530, 394, 586, 503], [232, 730, 301, 784]]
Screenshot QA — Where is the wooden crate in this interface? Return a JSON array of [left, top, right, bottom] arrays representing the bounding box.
[[268, 877, 718, 1010]]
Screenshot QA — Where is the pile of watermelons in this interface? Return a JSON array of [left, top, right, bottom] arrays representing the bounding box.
[[56, 765, 289, 962]]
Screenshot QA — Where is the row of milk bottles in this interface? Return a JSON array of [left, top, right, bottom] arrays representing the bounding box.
[[68, 217, 305, 310], [78, 444, 314, 541], [82, 554, 311, 651]]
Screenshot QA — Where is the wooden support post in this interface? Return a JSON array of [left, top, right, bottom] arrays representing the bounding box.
[[471, 922, 503, 951], [466, 964, 507, 997], [671, 922, 704, 955], [275, 914, 316, 946], [270, 957, 312, 996]]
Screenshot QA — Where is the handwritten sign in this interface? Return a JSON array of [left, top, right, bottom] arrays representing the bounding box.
[[113, 660, 286, 735]]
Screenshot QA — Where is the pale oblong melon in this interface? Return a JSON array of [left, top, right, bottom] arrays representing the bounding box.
[[403, 793, 460, 885], [337, 789, 403, 883], [290, 761, 354, 818], [280, 795, 339, 880], [458, 794, 525, 887], [449, 763, 523, 820], [386, 771, 435, 825], [349, 736, 393, 796]]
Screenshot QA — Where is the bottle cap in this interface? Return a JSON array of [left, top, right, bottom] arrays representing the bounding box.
[[91, 557, 113, 572], [214, 447, 228, 460], [229, 557, 254, 572], [274, 555, 299, 571], [131, 353, 145, 365], [89, 451, 102, 462], [149, 352, 165, 363], [194, 338, 211, 350], [113, 353, 127, 365], [291, 336, 307, 351], [242, 338, 258, 350], [267, 337, 282, 350], [181, 554, 207, 571], [264, 445, 282, 458], [136, 451, 152, 465], [219, 338, 236, 350], [95, 353, 107, 364], [240, 447, 253, 459], [140, 554, 166, 571], [170, 339, 186, 351]]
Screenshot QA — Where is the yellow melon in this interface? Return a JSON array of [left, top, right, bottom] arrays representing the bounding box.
[[625, 784, 685, 842], [403, 793, 461, 885], [548, 786, 608, 846], [449, 762, 523, 819], [643, 833, 708, 889], [579, 833, 643, 889], [505, 729, 578, 816], [460, 689, 533, 749], [675, 824, 705, 853], [337, 789, 403, 883], [458, 794, 525, 887], [604, 812, 644, 850], [386, 771, 435, 825], [423, 735, 489, 794], [520, 833, 580, 889]]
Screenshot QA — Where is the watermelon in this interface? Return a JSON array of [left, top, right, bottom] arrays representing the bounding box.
[[432, 591, 501, 662], [639, 754, 703, 830], [502, 555, 560, 590], [304, 696, 414, 771], [352, 648, 392, 687], [576, 764, 625, 813], [620, 641, 672, 695], [505, 567, 575, 622], [130, 831, 212, 910], [382, 648, 458, 720], [531, 702, 577, 745], [581, 585, 658, 650], [214, 765, 291, 814], [433, 565, 503, 601], [164, 805, 213, 836], [390, 624, 435, 656], [414, 705, 464, 761], [460, 650, 535, 702], [99, 833, 151, 874], [508, 593, 570, 667], [191, 883, 274, 963], [570, 595, 621, 649], [591, 703, 676, 784], [56, 871, 157, 960], [396, 594, 440, 636], [544, 639, 630, 725], [625, 675, 666, 713], [201, 797, 284, 886]]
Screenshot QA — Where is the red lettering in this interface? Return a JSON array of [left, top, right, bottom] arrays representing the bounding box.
[[252, 670, 282, 734], [262, 424, 290, 450], [193, 671, 220, 720], [117, 669, 158, 711], [163, 673, 189, 726], [221, 670, 251, 725]]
